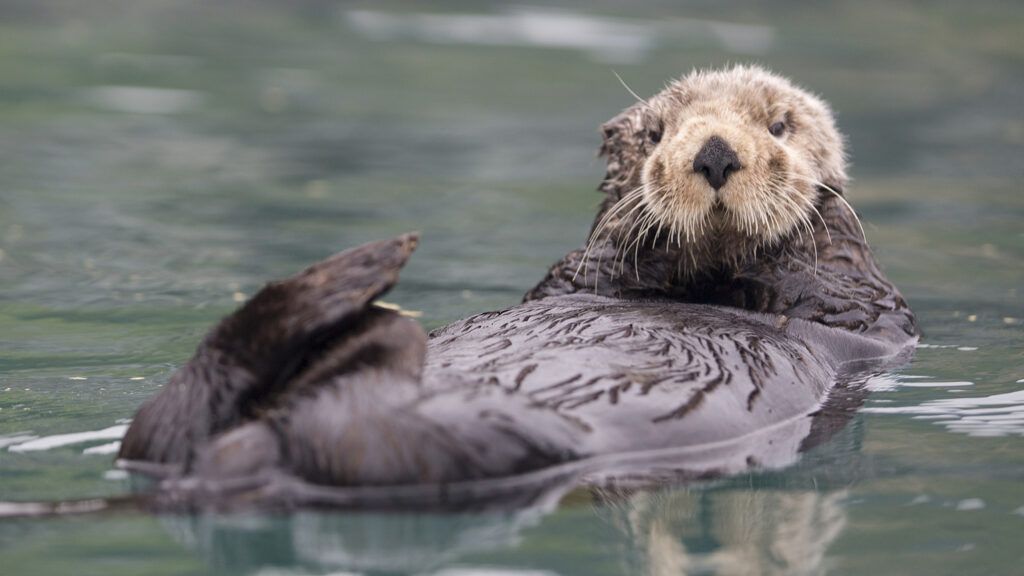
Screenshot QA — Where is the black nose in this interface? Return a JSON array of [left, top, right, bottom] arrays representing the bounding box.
[[692, 135, 741, 191]]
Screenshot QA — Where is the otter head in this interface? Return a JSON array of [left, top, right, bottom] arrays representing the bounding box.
[[595, 65, 847, 276]]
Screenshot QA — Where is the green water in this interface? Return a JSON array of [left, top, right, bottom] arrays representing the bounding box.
[[1, 1, 1022, 574]]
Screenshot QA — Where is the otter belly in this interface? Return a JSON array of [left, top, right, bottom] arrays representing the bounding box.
[[420, 295, 894, 462]]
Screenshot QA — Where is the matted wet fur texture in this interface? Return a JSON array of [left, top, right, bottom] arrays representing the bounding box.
[[527, 66, 913, 344], [529, 67, 846, 293], [10, 65, 919, 513]]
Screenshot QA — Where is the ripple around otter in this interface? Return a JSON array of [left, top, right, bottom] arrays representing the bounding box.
[[863, 379, 1024, 438]]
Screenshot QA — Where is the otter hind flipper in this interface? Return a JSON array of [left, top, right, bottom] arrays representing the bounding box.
[[118, 233, 422, 472], [191, 307, 428, 484]]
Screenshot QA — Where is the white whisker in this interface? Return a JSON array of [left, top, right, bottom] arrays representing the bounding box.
[[574, 185, 646, 282], [794, 176, 866, 242], [808, 202, 833, 245], [612, 70, 654, 111]]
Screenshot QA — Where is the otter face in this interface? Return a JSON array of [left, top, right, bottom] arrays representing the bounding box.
[[596, 65, 847, 274]]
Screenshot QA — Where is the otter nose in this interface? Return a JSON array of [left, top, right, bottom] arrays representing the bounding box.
[[692, 135, 741, 191]]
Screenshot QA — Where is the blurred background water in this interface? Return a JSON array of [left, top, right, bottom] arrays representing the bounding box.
[[0, 1, 1022, 574]]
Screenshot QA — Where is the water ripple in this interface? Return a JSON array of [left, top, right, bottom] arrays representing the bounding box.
[[346, 7, 774, 64], [864, 385, 1024, 438]]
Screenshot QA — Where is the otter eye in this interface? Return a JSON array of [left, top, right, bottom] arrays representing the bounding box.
[[769, 121, 786, 137]]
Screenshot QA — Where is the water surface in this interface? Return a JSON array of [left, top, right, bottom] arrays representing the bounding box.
[[1, 1, 1022, 574]]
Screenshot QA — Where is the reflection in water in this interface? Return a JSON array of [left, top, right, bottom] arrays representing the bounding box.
[[159, 480, 852, 576], [161, 507, 552, 575], [0, 375, 872, 576], [597, 488, 847, 576], [592, 406, 865, 576], [148, 382, 868, 575]]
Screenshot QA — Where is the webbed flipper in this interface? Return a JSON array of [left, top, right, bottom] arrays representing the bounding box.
[[118, 233, 421, 472]]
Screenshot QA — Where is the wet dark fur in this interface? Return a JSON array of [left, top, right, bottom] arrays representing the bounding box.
[[110, 77, 918, 509], [526, 197, 914, 343]]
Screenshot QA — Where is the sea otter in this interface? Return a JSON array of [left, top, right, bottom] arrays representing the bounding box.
[[115, 65, 917, 507]]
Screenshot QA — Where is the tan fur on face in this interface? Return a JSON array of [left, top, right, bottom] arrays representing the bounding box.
[[592, 65, 847, 275]]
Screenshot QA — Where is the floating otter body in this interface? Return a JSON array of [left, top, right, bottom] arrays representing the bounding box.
[[116, 66, 917, 508]]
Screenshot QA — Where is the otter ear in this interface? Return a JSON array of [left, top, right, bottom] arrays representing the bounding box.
[[597, 103, 649, 201], [598, 105, 642, 158]]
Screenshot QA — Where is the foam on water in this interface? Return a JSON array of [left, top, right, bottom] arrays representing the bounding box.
[[83, 440, 123, 455], [7, 425, 128, 453], [0, 434, 39, 449]]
